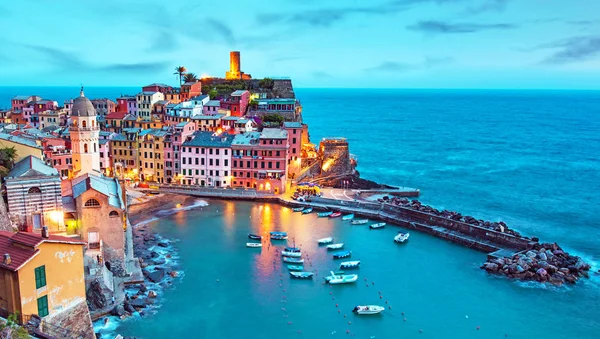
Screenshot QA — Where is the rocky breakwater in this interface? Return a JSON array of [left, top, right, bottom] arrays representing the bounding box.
[[96, 223, 182, 339], [380, 196, 592, 285], [482, 243, 591, 286]]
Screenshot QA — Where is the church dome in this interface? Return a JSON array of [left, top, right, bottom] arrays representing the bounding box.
[[71, 89, 96, 117]]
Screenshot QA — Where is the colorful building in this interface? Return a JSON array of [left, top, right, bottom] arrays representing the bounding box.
[[5, 156, 64, 231], [136, 92, 165, 120], [181, 131, 234, 186], [283, 122, 304, 178], [0, 230, 93, 336], [11, 95, 41, 111], [221, 90, 250, 117], [180, 81, 201, 101], [225, 51, 252, 80], [69, 89, 100, 177], [110, 128, 141, 179], [138, 129, 168, 183], [0, 132, 45, 162], [90, 98, 116, 116], [105, 111, 127, 133], [163, 122, 195, 184], [203, 100, 221, 115]]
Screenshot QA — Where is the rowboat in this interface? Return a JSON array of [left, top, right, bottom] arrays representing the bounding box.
[[287, 265, 304, 271], [302, 208, 313, 214], [326, 243, 344, 250], [318, 237, 333, 245], [326, 271, 358, 284], [282, 247, 302, 257], [394, 232, 410, 243], [350, 219, 368, 225], [329, 212, 342, 218], [353, 305, 385, 315], [289, 271, 314, 279], [270, 232, 288, 240], [342, 214, 355, 220], [318, 211, 333, 217], [369, 222, 386, 229], [282, 257, 304, 264], [248, 234, 262, 240], [246, 243, 262, 248], [333, 250, 351, 259], [340, 261, 360, 269], [292, 207, 305, 212]]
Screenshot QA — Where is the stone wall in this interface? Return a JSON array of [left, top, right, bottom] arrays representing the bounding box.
[[43, 299, 95, 339], [0, 197, 14, 231], [319, 139, 352, 177]]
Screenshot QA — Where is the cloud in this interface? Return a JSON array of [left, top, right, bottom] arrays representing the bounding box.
[[567, 20, 600, 26], [206, 19, 236, 47], [101, 62, 170, 73], [407, 20, 516, 34], [465, 0, 511, 14], [537, 35, 600, 64], [364, 56, 455, 72], [146, 29, 179, 53]]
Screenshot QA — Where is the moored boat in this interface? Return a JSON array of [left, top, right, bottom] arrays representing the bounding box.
[[326, 271, 358, 284], [327, 243, 344, 250], [333, 250, 352, 259], [283, 257, 304, 264], [248, 233, 262, 240], [292, 207, 305, 212], [340, 261, 360, 269], [369, 222, 386, 229], [350, 219, 368, 225], [287, 265, 304, 271], [352, 305, 385, 315], [342, 214, 355, 220], [282, 247, 302, 257], [289, 271, 314, 279], [318, 237, 333, 244], [270, 232, 288, 240], [318, 211, 333, 217], [246, 242, 262, 248], [302, 208, 314, 214], [329, 212, 342, 218], [394, 232, 410, 243]]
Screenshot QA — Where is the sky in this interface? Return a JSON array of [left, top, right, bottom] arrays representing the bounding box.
[[0, 0, 599, 89]]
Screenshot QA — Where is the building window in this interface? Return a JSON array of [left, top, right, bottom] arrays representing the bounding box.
[[84, 144, 88, 153], [109, 211, 119, 218], [84, 199, 100, 207], [35, 265, 47, 289], [37, 295, 49, 317]]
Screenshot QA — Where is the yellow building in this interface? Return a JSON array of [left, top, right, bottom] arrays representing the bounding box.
[[138, 129, 167, 183], [0, 230, 93, 336], [111, 128, 141, 179], [0, 133, 44, 162]]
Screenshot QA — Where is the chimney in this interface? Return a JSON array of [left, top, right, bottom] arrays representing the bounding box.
[[41, 226, 49, 238], [3, 254, 11, 265]]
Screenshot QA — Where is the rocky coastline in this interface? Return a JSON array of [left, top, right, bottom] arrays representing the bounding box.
[[95, 193, 192, 339], [379, 196, 592, 285]]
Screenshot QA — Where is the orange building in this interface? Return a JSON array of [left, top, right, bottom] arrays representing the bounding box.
[[180, 82, 201, 101]]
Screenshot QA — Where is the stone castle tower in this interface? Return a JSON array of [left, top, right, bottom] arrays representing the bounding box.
[[69, 88, 100, 176], [225, 51, 252, 80]]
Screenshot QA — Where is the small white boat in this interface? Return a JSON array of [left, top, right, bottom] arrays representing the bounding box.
[[289, 271, 314, 279], [340, 261, 360, 269], [353, 305, 385, 315], [246, 243, 262, 248], [318, 237, 333, 244], [394, 232, 410, 243], [282, 257, 304, 264], [369, 222, 386, 229], [326, 243, 345, 250], [342, 214, 355, 220], [350, 219, 368, 225], [326, 271, 358, 284], [282, 247, 302, 257], [302, 208, 314, 214]]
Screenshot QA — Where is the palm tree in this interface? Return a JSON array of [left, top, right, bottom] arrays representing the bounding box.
[[173, 66, 187, 85], [183, 73, 198, 83]]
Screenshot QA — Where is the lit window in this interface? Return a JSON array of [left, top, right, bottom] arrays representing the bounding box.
[[84, 199, 100, 207]]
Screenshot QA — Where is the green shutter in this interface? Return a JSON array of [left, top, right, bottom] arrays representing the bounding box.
[[37, 295, 49, 317], [35, 266, 47, 289]]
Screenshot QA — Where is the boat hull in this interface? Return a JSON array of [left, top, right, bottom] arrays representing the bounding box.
[[353, 306, 385, 315], [246, 243, 262, 248], [318, 237, 333, 244], [283, 258, 304, 264], [248, 234, 262, 240], [282, 251, 302, 257], [327, 243, 345, 250], [340, 261, 360, 269]]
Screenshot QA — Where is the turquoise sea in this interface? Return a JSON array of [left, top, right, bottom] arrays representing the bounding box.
[[1, 87, 599, 338]]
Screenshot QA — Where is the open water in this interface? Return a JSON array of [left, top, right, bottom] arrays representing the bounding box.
[[1, 87, 599, 338]]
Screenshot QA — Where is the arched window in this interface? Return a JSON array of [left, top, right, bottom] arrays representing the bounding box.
[[109, 211, 119, 218], [94, 143, 97, 152], [28, 187, 42, 194], [92, 120, 95, 127], [84, 144, 88, 153], [84, 199, 100, 207], [82, 120, 87, 128]]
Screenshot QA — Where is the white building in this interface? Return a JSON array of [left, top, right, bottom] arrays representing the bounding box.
[[69, 89, 101, 176], [136, 91, 164, 119], [181, 131, 235, 187]]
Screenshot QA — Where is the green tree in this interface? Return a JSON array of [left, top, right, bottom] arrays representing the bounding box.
[[262, 113, 284, 125], [0, 146, 17, 175], [173, 66, 187, 85], [183, 72, 198, 83], [258, 77, 274, 89]]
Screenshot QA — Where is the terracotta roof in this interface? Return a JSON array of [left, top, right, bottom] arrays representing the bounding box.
[[105, 111, 127, 120], [0, 231, 85, 271]]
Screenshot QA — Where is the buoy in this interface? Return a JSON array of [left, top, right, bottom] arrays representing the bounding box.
[[288, 321, 292, 325], [332, 297, 335, 300], [366, 284, 369, 287], [403, 318, 406, 321], [477, 326, 480, 330], [364, 278, 367, 281], [346, 330, 350, 334], [402, 312, 405, 315], [216, 279, 220, 282], [338, 310, 341, 313], [465, 315, 469, 319], [388, 306, 391, 309], [348, 321, 351, 325], [297, 330, 302, 334], [372, 282, 375, 285], [344, 314, 347, 318], [329, 292, 333, 295], [419, 329, 423, 333], [385, 300, 388, 304], [379, 295, 382, 299]]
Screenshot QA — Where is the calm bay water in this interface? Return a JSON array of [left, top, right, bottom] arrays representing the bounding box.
[[1, 87, 599, 337]]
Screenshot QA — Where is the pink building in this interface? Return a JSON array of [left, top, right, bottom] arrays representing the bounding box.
[[181, 132, 235, 186], [283, 122, 304, 178], [221, 90, 249, 117], [11, 95, 41, 111], [43, 138, 72, 178], [203, 100, 221, 115], [99, 139, 111, 175], [163, 122, 195, 183]]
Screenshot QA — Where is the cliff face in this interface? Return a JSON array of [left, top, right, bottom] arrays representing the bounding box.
[[0, 195, 14, 231]]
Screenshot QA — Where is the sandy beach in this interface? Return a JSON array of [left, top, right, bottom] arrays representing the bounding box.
[[127, 190, 199, 226]]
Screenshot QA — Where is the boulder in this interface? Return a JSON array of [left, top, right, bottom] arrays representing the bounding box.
[[147, 270, 166, 283], [139, 284, 148, 293], [564, 275, 577, 284], [538, 252, 548, 261], [549, 275, 564, 286], [536, 268, 547, 277], [112, 305, 125, 316], [158, 241, 169, 248], [526, 251, 537, 258], [559, 268, 570, 274], [483, 263, 499, 271], [516, 265, 525, 273], [153, 258, 167, 265], [169, 271, 179, 278], [129, 298, 148, 308], [148, 290, 158, 298], [150, 251, 160, 258], [124, 301, 136, 314]]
